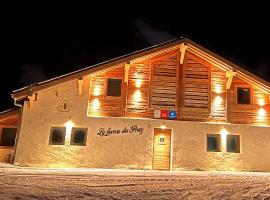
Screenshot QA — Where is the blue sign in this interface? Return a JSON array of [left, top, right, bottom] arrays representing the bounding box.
[[168, 111, 177, 119]]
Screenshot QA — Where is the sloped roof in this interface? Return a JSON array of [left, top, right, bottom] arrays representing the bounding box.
[[0, 108, 20, 121], [11, 38, 270, 100]]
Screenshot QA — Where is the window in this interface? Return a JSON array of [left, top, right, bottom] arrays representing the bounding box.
[[106, 78, 122, 97], [49, 127, 66, 145], [70, 128, 87, 146], [0, 128, 17, 146], [237, 87, 251, 105], [158, 135, 166, 145], [60, 101, 69, 112], [226, 135, 240, 153], [207, 134, 221, 152]]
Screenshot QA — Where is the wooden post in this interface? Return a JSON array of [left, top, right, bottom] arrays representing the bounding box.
[[28, 93, 36, 111], [226, 89, 231, 123], [78, 77, 83, 95], [124, 63, 130, 83], [226, 69, 236, 89], [179, 43, 188, 64], [124, 63, 130, 116]]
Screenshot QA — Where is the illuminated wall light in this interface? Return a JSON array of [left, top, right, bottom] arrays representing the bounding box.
[[258, 99, 265, 107], [213, 95, 223, 106], [258, 108, 266, 116], [221, 128, 228, 152], [161, 122, 166, 129], [93, 98, 100, 110], [214, 85, 222, 94], [64, 120, 74, 139], [93, 87, 100, 96], [257, 108, 266, 123], [133, 90, 142, 102], [135, 79, 142, 88]]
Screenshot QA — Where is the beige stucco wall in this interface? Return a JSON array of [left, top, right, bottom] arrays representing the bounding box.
[[14, 79, 270, 172]]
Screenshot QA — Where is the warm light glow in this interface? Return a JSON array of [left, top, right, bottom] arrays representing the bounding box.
[[214, 85, 223, 94], [161, 124, 166, 129], [64, 120, 74, 129], [257, 108, 266, 123], [93, 98, 100, 110], [258, 99, 265, 107], [93, 87, 100, 96], [135, 79, 142, 88], [133, 90, 141, 102], [221, 128, 228, 137], [258, 108, 266, 116], [64, 120, 74, 139], [214, 96, 223, 106], [221, 128, 228, 151]]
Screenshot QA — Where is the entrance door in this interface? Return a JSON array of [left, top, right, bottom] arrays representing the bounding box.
[[152, 128, 171, 170]]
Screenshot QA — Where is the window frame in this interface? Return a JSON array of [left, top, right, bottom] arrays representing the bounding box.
[[206, 134, 221, 152], [234, 84, 253, 107], [0, 127, 17, 147], [70, 127, 88, 146], [226, 134, 241, 153], [105, 78, 123, 98], [49, 127, 66, 145]]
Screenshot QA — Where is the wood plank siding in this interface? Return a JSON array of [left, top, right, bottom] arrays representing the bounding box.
[[126, 60, 152, 118], [229, 77, 270, 124], [181, 52, 211, 121], [88, 66, 126, 117], [150, 53, 178, 111], [210, 65, 227, 122], [87, 48, 270, 125]]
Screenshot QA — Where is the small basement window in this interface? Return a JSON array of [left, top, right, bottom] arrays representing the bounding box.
[[49, 127, 66, 145], [207, 134, 221, 152], [0, 128, 17, 146], [226, 135, 240, 153], [106, 78, 122, 97], [237, 87, 251, 105], [70, 128, 87, 146]]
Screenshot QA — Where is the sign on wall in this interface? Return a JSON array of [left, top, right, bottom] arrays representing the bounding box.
[[154, 110, 177, 120], [97, 125, 144, 137]]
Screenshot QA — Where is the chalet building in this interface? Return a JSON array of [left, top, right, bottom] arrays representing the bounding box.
[[1, 38, 270, 172]]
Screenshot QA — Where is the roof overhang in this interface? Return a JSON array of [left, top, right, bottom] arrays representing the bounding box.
[[11, 38, 270, 101]]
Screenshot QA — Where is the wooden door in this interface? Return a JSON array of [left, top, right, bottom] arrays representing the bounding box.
[[152, 128, 171, 170]]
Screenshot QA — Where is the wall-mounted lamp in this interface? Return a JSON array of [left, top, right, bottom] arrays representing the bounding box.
[[135, 79, 142, 88], [258, 99, 265, 107], [93, 98, 100, 110], [161, 121, 166, 129]]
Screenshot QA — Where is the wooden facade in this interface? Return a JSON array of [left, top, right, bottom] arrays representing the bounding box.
[[86, 45, 270, 126], [10, 38, 270, 126]]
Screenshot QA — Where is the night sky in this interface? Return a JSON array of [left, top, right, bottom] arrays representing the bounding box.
[[1, 6, 270, 111]]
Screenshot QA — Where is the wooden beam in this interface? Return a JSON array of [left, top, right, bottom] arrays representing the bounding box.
[[28, 93, 37, 111], [78, 77, 83, 95], [179, 43, 188, 64], [124, 63, 130, 83], [226, 69, 236, 89]]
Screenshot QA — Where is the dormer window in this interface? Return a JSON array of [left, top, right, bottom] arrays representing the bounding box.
[[236, 87, 252, 105], [106, 78, 122, 97]]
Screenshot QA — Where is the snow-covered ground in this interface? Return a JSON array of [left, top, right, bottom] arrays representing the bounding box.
[[0, 163, 270, 199]]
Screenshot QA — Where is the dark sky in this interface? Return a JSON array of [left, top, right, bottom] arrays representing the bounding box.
[[1, 6, 270, 111]]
